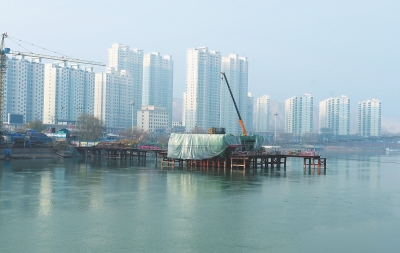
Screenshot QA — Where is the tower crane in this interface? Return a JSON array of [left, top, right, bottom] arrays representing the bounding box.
[[221, 72, 248, 136], [0, 33, 105, 129], [0, 34, 7, 130]]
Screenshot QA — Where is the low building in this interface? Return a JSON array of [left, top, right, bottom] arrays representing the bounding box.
[[171, 125, 186, 133], [137, 106, 169, 135]]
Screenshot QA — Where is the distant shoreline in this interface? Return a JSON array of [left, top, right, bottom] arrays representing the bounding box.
[[279, 143, 400, 151], [0, 147, 60, 160]]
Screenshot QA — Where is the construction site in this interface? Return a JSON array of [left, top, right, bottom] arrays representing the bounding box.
[[0, 32, 327, 170]]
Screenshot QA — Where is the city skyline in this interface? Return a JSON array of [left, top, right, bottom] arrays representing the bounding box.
[[2, 51, 388, 135], [2, 36, 397, 131], [4, 48, 390, 135], [3, 1, 399, 129]]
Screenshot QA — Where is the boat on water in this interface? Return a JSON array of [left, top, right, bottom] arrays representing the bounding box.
[[385, 148, 400, 152], [56, 150, 73, 158]]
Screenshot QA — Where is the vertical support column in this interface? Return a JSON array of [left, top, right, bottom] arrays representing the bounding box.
[[284, 157, 286, 171]]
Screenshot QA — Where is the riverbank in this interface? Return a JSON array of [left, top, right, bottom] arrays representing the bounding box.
[[279, 142, 400, 151], [0, 147, 61, 160]]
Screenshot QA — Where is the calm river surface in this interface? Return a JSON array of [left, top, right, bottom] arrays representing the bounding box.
[[1, 152, 400, 253]]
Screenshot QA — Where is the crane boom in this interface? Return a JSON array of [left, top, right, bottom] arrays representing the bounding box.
[[7, 50, 106, 66], [221, 72, 248, 136]]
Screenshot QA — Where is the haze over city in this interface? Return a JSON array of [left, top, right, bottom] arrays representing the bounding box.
[[2, 0, 399, 131], [3, 2, 400, 253]]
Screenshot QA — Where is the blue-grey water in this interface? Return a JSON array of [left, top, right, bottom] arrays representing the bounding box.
[[1, 152, 400, 253]]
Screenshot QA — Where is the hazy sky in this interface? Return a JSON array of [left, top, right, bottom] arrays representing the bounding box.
[[2, 0, 400, 121]]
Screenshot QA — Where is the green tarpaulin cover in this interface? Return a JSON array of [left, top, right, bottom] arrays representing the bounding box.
[[167, 134, 263, 160]]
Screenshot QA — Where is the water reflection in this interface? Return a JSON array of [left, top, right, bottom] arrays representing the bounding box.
[[38, 171, 52, 216], [1, 154, 399, 253], [303, 167, 326, 175]]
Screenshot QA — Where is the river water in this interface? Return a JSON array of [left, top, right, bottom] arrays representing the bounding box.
[[1, 152, 400, 253]]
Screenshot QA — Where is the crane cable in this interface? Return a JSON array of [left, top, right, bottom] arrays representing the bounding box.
[[6, 35, 93, 69], [6, 36, 35, 54], [6, 35, 85, 62], [7, 35, 70, 57]]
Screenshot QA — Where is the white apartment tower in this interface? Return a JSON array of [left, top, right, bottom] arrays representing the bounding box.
[[94, 68, 134, 128], [255, 95, 270, 132], [246, 93, 253, 134], [358, 99, 381, 137], [285, 94, 313, 136], [108, 43, 144, 127], [142, 52, 173, 128], [319, 95, 350, 135], [43, 63, 95, 124], [220, 54, 248, 134], [182, 92, 187, 130], [3, 57, 44, 123], [183, 47, 221, 132]]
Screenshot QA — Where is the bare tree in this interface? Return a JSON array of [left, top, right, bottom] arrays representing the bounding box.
[[26, 119, 47, 132], [119, 127, 150, 142], [76, 114, 103, 141]]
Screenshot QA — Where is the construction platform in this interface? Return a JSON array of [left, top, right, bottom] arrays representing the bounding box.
[[160, 152, 327, 171], [76, 145, 167, 162], [76, 145, 326, 173]]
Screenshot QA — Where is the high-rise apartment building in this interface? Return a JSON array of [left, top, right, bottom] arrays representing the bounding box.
[[183, 47, 221, 132], [43, 63, 95, 124], [142, 52, 173, 128], [285, 94, 313, 136], [246, 93, 253, 134], [182, 92, 187, 130], [220, 54, 248, 134], [358, 98, 381, 137], [319, 95, 350, 135], [94, 68, 134, 128], [3, 57, 44, 123], [108, 43, 143, 127], [255, 95, 270, 132]]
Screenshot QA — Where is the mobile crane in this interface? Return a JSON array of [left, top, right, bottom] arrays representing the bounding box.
[[0, 33, 105, 129], [220, 72, 248, 136]]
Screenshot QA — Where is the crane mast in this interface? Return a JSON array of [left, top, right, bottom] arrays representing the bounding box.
[[0, 33, 105, 130], [221, 72, 248, 136], [0, 33, 7, 130]]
